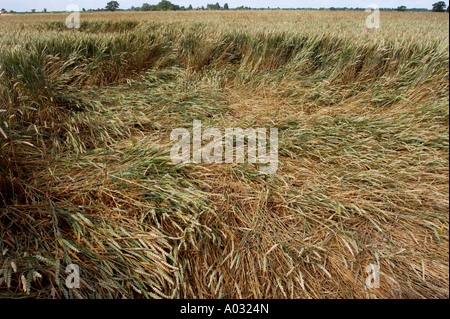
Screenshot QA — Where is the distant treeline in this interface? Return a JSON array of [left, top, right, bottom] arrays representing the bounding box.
[[106, 4, 432, 12], [88, 6, 432, 12], [4, 0, 442, 13]]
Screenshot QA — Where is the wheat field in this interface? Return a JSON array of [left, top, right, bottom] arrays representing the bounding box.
[[0, 10, 448, 299]]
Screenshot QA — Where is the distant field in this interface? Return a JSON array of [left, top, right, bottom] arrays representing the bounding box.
[[0, 11, 448, 299]]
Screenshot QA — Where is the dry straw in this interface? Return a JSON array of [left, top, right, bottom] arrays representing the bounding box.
[[0, 10, 448, 298]]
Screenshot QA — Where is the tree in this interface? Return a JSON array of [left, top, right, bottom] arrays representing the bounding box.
[[155, 1, 179, 11], [224, 3, 229, 10], [105, 1, 120, 11], [43, 8, 47, 13], [432, 1, 447, 12], [396, 6, 407, 11], [207, 3, 221, 10], [141, 3, 153, 11], [188, 4, 193, 10], [31, 9, 36, 13]]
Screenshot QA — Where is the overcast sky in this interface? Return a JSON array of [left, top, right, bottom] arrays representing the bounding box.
[[0, 0, 439, 12]]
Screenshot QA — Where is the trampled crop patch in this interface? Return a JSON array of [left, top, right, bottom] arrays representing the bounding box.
[[0, 10, 448, 299]]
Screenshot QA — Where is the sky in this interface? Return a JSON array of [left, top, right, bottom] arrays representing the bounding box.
[[0, 0, 439, 12]]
